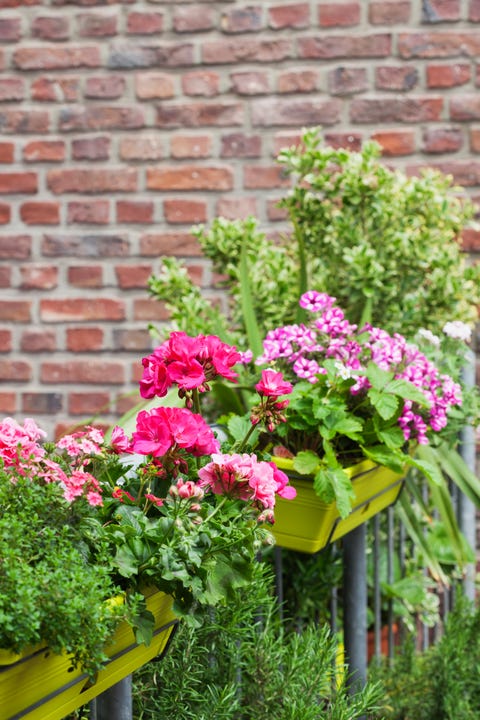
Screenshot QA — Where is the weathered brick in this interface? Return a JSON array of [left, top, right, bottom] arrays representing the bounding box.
[[375, 66, 419, 91], [450, 96, 480, 121], [461, 227, 480, 251], [0, 393, 15, 413], [328, 67, 368, 95], [41, 361, 124, 385], [422, 0, 460, 22], [127, 11, 163, 35], [266, 198, 288, 221], [20, 202, 60, 225], [407, 159, 480, 186], [0, 203, 10, 224], [0, 77, 24, 101], [298, 34, 391, 59], [22, 393, 63, 414], [133, 298, 170, 322], [66, 327, 104, 352], [40, 298, 125, 322], [221, 133, 262, 157], [146, 166, 233, 191], [20, 264, 58, 289], [251, 98, 341, 126], [244, 165, 291, 189], [470, 128, 480, 152], [21, 328, 56, 352], [135, 73, 175, 99], [58, 106, 144, 131], [174, 5, 215, 32], [470, 0, 480, 21], [116, 200, 154, 224], [0, 235, 31, 259], [423, 127, 463, 153], [31, 16, 69, 40], [120, 136, 165, 161], [13, 46, 101, 70], [426, 63, 471, 87], [268, 3, 310, 29], [350, 97, 443, 123], [0, 300, 31, 322], [42, 234, 129, 257], [0, 173, 37, 194], [272, 131, 305, 156], [398, 32, 480, 58], [181, 71, 220, 97], [156, 102, 243, 128], [164, 199, 207, 224], [0, 143, 14, 163], [67, 200, 110, 225], [0, 330, 11, 351], [230, 71, 269, 95], [68, 392, 110, 416], [202, 38, 292, 64], [68, 265, 103, 287], [76, 13, 117, 37], [277, 69, 318, 93], [170, 134, 212, 159], [23, 140, 65, 163], [47, 168, 137, 194], [369, 1, 411, 24], [140, 232, 201, 257], [371, 129, 416, 156], [319, 2, 361, 27], [113, 328, 152, 351], [0, 17, 21, 42], [220, 6, 263, 33], [216, 196, 257, 219], [71, 136, 110, 161], [0, 109, 49, 134], [0, 360, 31, 381], [30, 76, 79, 102], [107, 42, 194, 69], [84, 75, 126, 99], [115, 264, 152, 289]]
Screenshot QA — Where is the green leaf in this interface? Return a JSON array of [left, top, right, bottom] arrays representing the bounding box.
[[376, 425, 405, 449], [366, 364, 394, 390], [361, 445, 405, 473], [313, 467, 355, 518], [406, 455, 444, 486], [368, 388, 399, 420], [133, 607, 155, 647], [239, 236, 263, 358], [385, 378, 429, 406], [227, 415, 254, 444], [292, 450, 320, 475]]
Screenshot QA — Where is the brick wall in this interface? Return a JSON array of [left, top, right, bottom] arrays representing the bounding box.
[[1, 0, 480, 439]]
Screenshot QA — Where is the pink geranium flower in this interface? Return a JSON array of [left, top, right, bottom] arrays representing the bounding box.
[[132, 406, 219, 458], [255, 369, 293, 398]]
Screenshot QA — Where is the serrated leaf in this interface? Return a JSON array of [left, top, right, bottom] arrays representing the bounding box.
[[361, 445, 405, 473], [293, 450, 320, 475], [368, 388, 399, 420], [376, 425, 405, 449], [366, 364, 394, 390], [385, 379, 428, 406], [227, 415, 253, 443]]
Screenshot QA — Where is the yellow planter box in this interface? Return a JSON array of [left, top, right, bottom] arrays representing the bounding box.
[[0, 588, 178, 720], [271, 458, 404, 554]]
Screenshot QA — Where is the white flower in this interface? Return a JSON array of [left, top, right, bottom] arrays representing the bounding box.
[[334, 361, 353, 380], [417, 328, 441, 347], [442, 320, 472, 343]]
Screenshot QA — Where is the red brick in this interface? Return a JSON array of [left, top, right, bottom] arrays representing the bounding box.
[[266, 199, 289, 222], [216, 196, 257, 219], [0, 204, 10, 224], [202, 38, 292, 64], [375, 66, 419, 91], [0, 17, 21, 42], [67, 201, 110, 225], [0, 173, 37, 194], [272, 131, 305, 156], [23, 140, 65, 163], [68, 392, 110, 416], [230, 71, 269, 95], [350, 97, 443, 123], [181, 71, 220, 97], [66, 327, 104, 352], [328, 67, 368, 95], [0, 143, 14, 163], [0, 329, 11, 351], [76, 13, 117, 37], [173, 5, 215, 32], [133, 298, 170, 322], [135, 73, 175, 100], [68, 265, 103, 288], [19, 264, 58, 289], [113, 329, 153, 352], [84, 76, 125, 99], [462, 227, 480, 250], [164, 199, 207, 224], [371, 130, 416, 156], [427, 63, 471, 87], [156, 102, 243, 128], [0, 300, 31, 322], [422, 0, 460, 22], [221, 131, 263, 157], [107, 42, 194, 69], [127, 11, 163, 35], [470, 0, 480, 21], [31, 16, 69, 40], [22, 393, 63, 415], [277, 69, 318, 93], [13, 46, 101, 70], [268, 3, 310, 29], [407, 159, 480, 186], [0, 360, 31, 382], [43, 234, 128, 257], [71, 136, 110, 161], [243, 165, 291, 189], [319, 2, 361, 27], [116, 393, 141, 415], [423, 127, 463, 153], [21, 328, 56, 352], [41, 361, 124, 385], [146, 166, 233, 191], [450, 96, 480, 120], [170, 135, 212, 159], [40, 298, 125, 322], [30, 77, 79, 102], [0, 235, 31, 259], [115, 265, 152, 289], [140, 233, 201, 257], [47, 168, 137, 194], [251, 98, 341, 126], [0, 109, 49, 134], [398, 32, 480, 58], [116, 200, 154, 224], [20, 202, 60, 225], [58, 106, 144, 132], [0, 393, 16, 413], [369, 1, 411, 24], [119, 136, 165, 161], [220, 6, 263, 33], [298, 34, 391, 59], [0, 77, 24, 101]]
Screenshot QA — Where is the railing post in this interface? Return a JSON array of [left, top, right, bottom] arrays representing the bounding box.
[[90, 676, 133, 720], [342, 523, 367, 690]]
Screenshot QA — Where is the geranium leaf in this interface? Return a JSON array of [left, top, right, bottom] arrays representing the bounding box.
[[293, 450, 320, 475], [366, 364, 394, 390], [368, 388, 399, 420], [385, 379, 428, 406]]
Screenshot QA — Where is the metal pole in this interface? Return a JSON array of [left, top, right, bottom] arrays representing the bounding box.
[[343, 523, 367, 690], [91, 676, 133, 720]]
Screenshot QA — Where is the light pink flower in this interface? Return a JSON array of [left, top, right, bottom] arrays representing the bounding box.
[[255, 369, 293, 398]]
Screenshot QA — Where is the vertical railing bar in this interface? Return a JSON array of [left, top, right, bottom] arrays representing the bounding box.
[[330, 543, 338, 637], [93, 677, 133, 720], [273, 546, 284, 622], [421, 479, 430, 651], [373, 514, 381, 659], [386, 506, 394, 660], [343, 524, 367, 692]]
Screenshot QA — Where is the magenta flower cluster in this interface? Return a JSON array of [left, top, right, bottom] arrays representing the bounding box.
[[258, 291, 462, 446]]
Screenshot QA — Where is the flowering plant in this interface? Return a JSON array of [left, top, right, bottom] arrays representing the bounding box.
[[0, 332, 295, 672], [250, 291, 465, 518]]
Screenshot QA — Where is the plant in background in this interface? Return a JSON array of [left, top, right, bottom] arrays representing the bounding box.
[[0, 332, 296, 673]]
